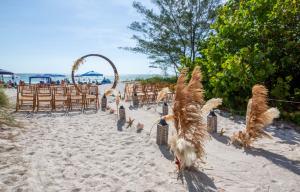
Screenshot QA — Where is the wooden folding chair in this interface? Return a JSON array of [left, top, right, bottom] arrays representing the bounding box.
[[85, 85, 99, 110], [16, 85, 36, 112], [52, 85, 69, 111], [36, 85, 53, 112], [68, 85, 85, 111], [144, 84, 157, 104], [133, 83, 145, 105]]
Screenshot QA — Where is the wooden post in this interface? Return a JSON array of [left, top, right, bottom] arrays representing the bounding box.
[[101, 95, 107, 111], [156, 119, 169, 145], [207, 110, 217, 133], [119, 105, 126, 121], [162, 102, 168, 116], [132, 93, 139, 108]]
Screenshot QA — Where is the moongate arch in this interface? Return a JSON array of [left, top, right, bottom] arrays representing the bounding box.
[[71, 54, 119, 93]]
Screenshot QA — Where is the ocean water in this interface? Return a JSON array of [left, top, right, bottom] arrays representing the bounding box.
[[2, 73, 160, 84]]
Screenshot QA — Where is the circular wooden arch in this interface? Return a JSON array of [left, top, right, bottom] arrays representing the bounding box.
[[71, 54, 119, 93]]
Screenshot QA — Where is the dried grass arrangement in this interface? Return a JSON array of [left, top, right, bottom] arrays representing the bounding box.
[[231, 84, 280, 148], [168, 67, 222, 170]]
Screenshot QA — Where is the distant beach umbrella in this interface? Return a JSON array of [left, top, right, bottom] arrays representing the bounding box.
[[0, 69, 14, 81], [80, 71, 103, 77], [43, 74, 66, 77], [0, 69, 14, 75]]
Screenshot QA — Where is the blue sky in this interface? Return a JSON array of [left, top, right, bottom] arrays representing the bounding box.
[[0, 0, 160, 75]]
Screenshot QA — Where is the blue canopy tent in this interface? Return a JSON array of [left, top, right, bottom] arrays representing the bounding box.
[[79, 71, 103, 84], [0, 69, 15, 82], [29, 74, 51, 84], [43, 73, 66, 77], [80, 71, 103, 77]]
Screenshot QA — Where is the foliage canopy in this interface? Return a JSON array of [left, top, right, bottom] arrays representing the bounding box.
[[125, 0, 221, 74], [195, 0, 299, 123]]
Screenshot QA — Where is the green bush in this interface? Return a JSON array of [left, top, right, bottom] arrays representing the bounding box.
[[189, 0, 300, 125], [0, 88, 9, 108], [135, 76, 177, 85]]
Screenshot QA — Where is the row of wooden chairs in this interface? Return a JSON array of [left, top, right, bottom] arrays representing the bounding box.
[[16, 84, 99, 112], [124, 82, 174, 105]]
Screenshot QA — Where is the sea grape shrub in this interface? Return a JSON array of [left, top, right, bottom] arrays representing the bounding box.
[[190, 0, 300, 124]]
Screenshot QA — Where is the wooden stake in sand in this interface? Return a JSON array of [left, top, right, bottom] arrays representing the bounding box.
[[132, 93, 139, 108], [162, 102, 168, 116], [101, 95, 107, 111], [119, 105, 126, 121]]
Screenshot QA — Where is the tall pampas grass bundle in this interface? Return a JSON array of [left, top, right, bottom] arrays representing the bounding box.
[[231, 84, 280, 148], [169, 67, 222, 170]]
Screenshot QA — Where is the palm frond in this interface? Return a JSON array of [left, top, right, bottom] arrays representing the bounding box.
[[156, 87, 170, 103], [201, 98, 222, 116]]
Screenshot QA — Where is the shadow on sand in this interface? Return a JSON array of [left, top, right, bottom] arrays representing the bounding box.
[[158, 146, 216, 192], [158, 145, 174, 161], [211, 133, 300, 175], [211, 133, 231, 145], [245, 147, 300, 175], [117, 119, 125, 131], [182, 168, 217, 192], [218, 111, 246, 125], [267, 126, 300, 145]]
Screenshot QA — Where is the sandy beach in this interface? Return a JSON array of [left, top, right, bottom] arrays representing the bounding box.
[[1, 84, 300, 192]]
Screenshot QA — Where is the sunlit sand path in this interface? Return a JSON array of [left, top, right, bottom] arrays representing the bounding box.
[[1, 88, 300, 192]]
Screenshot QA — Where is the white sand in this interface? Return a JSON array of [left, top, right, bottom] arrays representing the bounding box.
[[1, 85, 300, 192]]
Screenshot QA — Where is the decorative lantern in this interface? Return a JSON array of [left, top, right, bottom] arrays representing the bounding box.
[[157, 119, 169, 145], [119, 105, 126, 121], [162, 102, 168, 116], [101, 95, 107, 111], [207, 110, 217, 133], [132, 93, 139, 108]]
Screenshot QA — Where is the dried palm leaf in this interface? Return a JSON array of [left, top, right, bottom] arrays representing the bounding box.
[[200, 98, 223, 116], [232, 84, 280, 148], [156, 87, 170, 103], [104, 89, 114, 97], [72, 58, 85, 73], [162, 114, 174, 122]]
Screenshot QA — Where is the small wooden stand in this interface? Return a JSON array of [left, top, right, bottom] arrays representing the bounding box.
[[119, 105, 126, 121], [157, 119, 169, 145], [162, 102, 168, 116], [132, 93, 139, 108], [207, 110, 217, 133]]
